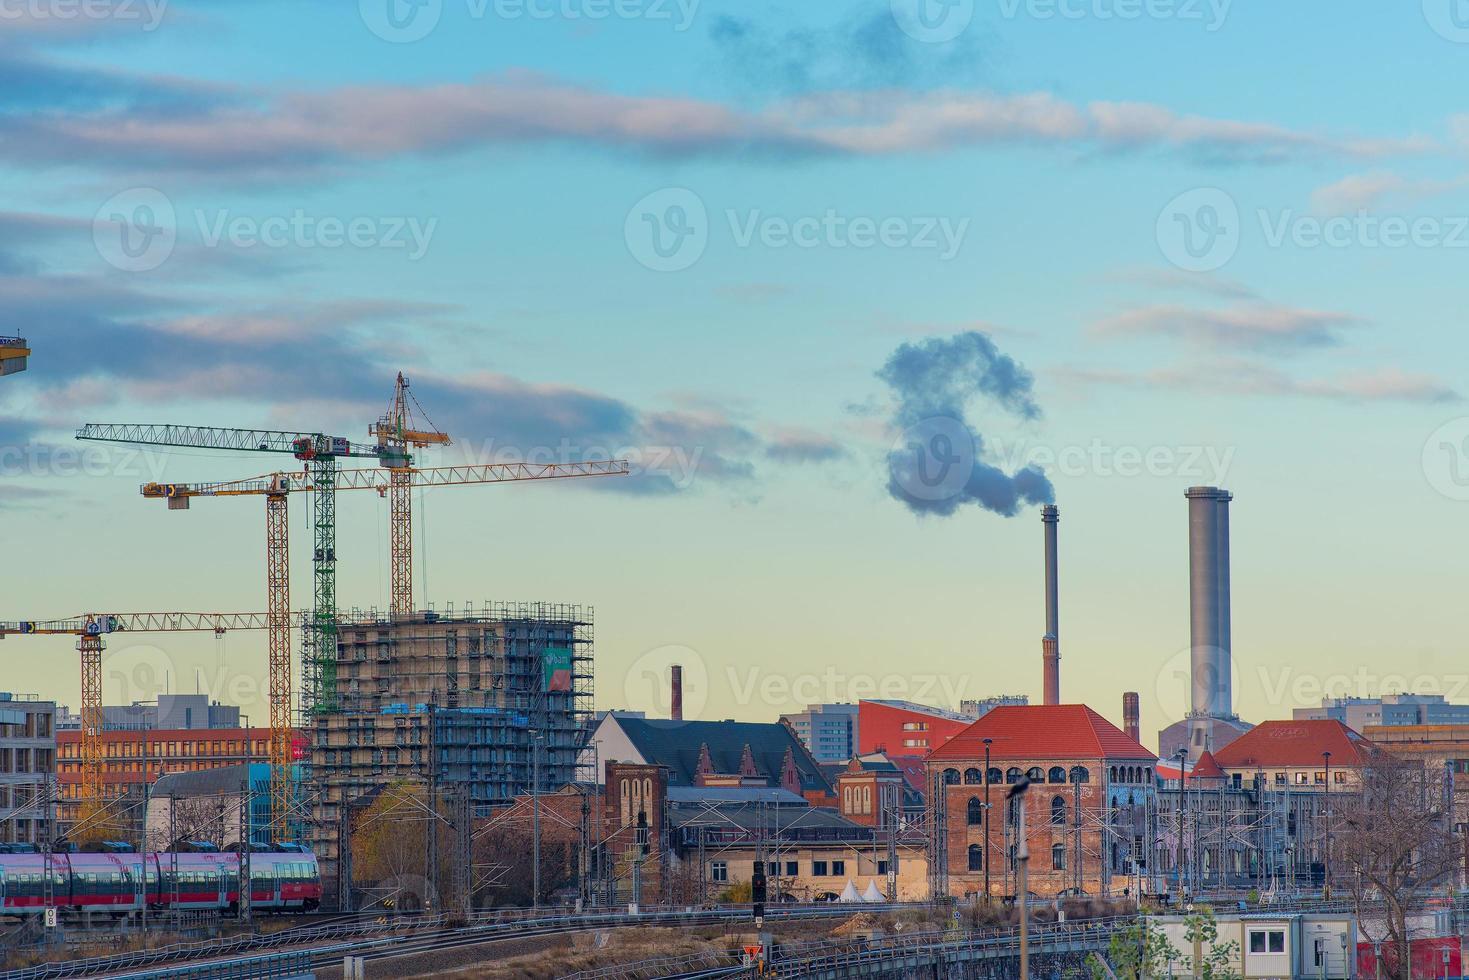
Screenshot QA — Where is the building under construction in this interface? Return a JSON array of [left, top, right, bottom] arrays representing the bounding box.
[[310, 602, 594, 893]]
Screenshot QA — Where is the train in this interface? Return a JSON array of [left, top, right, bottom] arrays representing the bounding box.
[[0, 845, 321, 916]]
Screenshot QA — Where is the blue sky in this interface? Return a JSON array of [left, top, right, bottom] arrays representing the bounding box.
[[4, 0, 1469, 741]]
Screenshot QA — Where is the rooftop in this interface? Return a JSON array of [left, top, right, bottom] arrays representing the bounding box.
[[928, 704, 1156, 762], [1212, 719, 1379, 769]]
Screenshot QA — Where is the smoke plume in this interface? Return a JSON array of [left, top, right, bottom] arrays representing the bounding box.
[[879, 332, 1055, 518]]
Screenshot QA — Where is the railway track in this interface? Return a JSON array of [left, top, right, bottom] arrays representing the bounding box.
[[7, 903, 924, 980]]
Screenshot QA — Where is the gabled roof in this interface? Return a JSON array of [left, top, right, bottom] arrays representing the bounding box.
[[1212, 719, 1379, 769], [927, 705, 1156, 762], [609, 717, 832, 794]]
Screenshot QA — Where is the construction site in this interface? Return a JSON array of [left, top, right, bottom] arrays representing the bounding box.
[[0, 366, 626, 908]]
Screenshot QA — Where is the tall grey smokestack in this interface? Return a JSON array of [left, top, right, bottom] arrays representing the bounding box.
[[670, 665, 683, 721], [1041, 505, 1060, 706], [1186, 487, 1233, 745]]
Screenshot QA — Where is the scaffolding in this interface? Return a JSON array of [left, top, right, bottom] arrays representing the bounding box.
[[311, 602, 594, 902]]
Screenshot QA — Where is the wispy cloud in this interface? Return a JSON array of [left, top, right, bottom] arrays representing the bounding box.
[[1106, 267, 1257, 301], [763, 427, 849, 465], [1309, 170, 1469, 215], [1092, 303, 1360, 352], [0, 68, 1442, 181], [1064, 361, 1458, 405]]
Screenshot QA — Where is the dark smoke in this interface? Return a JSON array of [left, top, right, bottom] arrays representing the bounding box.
[[879, 332, 1055, 518]]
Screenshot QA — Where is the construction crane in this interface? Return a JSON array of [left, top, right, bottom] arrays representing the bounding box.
[[139, 459, 629, 837], [76, 423, 385, 718], [369, 374, 452, 619], [0, 335, 29, 376], [0, 612, 275, 836]]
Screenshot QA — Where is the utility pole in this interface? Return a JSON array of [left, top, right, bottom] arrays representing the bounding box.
[[579, 794, 591, 909], [1174, 749, 1188, 901], [338, 803, 353, 913], [239, 778, 252, 925], [1009, 777, 1032, 980], [983, 738, 993, 903], [1322, 750, 1332, 900], [531, 738, 544, 906]]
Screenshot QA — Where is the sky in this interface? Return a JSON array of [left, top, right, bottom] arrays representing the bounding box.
[[3, 0, 1469, 746]]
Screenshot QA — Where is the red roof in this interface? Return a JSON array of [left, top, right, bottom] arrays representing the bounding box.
[[927, 705, 1156, 762], [1190, 750, 1226, 779], [1212, 720, 1377, 769]]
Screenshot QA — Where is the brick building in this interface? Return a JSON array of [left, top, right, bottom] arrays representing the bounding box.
[[56, 726, 271, 839], [927, 704, 1157, 900]]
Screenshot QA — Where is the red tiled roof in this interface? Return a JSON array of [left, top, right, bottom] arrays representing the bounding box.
[[1190, 750, 1226, 779], [927, 705, 1156, 762], [1212, 719, 1378, 769]]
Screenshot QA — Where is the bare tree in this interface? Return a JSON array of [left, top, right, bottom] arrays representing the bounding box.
[[1334, 760, 1458, 980]]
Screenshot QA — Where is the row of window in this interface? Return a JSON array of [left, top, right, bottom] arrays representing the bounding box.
[[707, 859, 890, 883], [965, 795, 1076, 827], [941, 766, 1096, 786], [59, 741, 267, 760], [964, 844, 1071, 871]]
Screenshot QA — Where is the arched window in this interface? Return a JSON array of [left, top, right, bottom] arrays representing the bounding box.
[[1144, 767, 1153, 783], [1048, 766, 1066, 784], [1051, 844, 1067, 871], [968, 845, 984, 872], [942, 768, 960, 786], [862, 785, 871, 815], [1005, 767, 1022, 784], [1129, 766, 1138, 783], [967, 797, 983, 826], [987, 768, 1003, 785], [1069, 766, 1090, 784], [963, 768, 982, 785], [1026, 767, 1044, 782], [1050, 795, 1066, 826], [1109, 766, 1118, 782]]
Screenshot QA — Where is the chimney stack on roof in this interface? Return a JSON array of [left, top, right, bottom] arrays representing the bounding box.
[[1123, 692, 1140, 744]]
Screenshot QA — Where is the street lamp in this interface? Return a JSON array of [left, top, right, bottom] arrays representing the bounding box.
[[1174, 748, 1188, 900], [1322, 750, 1332, 900], [1008, 776, 1032, 980], [983, 738, 993, 903]]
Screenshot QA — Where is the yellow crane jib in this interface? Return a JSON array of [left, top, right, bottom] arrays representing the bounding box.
[[0, 335, 29, 377]]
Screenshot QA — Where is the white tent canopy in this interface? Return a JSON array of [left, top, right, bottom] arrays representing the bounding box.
[[862, 881, 885, 902], [838, 879, 862, 902]]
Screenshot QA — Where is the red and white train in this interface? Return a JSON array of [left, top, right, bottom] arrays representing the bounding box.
[[0, 847, 321, 916]]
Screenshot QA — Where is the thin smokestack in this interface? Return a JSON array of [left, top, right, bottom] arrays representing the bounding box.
[[1041, 504, 1060, 706], [1186, 487, 1233, 734], [1123, 692, 1140, 744], [670, 665, 683, 721]]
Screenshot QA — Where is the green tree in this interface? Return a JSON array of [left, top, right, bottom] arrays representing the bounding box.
[[1182, 908, 1241, 979]]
